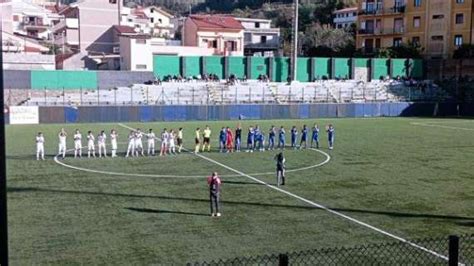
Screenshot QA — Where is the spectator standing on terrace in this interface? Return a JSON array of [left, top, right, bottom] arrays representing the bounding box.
[[208, 172, 222, 217]]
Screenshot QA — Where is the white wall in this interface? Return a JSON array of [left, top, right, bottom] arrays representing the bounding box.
[[2, 53, 55, 70]]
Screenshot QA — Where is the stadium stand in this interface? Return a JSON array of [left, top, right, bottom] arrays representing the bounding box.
[[14, 79, 447, 106]]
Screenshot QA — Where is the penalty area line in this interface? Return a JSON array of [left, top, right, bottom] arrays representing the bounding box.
[[118, 123, 450, 263]]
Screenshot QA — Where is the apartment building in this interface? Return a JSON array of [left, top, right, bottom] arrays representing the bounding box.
[[121, 6, 175, 38], [182, 15, 244, 56], [357, 0, 474, 59], [53, 0, 122, 69], [236, 17, 280, 57], [333, 7, 358, 29]]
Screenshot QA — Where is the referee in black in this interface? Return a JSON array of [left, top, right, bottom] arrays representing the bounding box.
[[275, 152, 286, 186]]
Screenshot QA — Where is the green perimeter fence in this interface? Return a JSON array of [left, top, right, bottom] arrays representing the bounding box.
[[188, 234, 473, 266], [20, 58, 423, 91]]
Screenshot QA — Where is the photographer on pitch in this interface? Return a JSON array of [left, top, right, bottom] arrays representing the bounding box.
[[275, 152, 286, 186], [208, 172, 222, 217]]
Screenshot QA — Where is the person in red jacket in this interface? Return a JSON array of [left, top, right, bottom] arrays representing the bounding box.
[[207, 172, 222, 217], [226, 127, 234, 153]]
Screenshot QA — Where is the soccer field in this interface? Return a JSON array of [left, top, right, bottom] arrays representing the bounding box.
[[6, 118, 474, 264]]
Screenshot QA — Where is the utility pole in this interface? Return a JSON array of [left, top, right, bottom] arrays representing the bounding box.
[[292, 0, 299, 81], [0, 14, 10, 266]]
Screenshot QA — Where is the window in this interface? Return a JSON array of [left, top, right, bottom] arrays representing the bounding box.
[[136, 64, 147, 70], [150, 18, 154, 23], [455, 35, 463, 46], [431, 35, 443, 41], [433, 14, 444, 19], [136, 39, 146, 44], [414, 0, 421, 7], [109, 0, 117, 3], [244, 33, 251, 42], [456, 14, 464, 24], [456, 0, 464, 3], [209, 40, 217, 48], [255, 22, 260, 28], [413, 16, 421, 27], [412, 36, 420, 45], [150, 8, 154, 13], [393, 38, 402, 47], [260, 36, 267, 43]]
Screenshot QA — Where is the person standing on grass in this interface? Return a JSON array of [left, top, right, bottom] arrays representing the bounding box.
[[311, 124, 320, 149], [235, 124, 242, 152], [97, 130, 107, 158], [125, 130, 135, 158], [247, 126, 255, 152], [73, 129, 82, 158], [135, 128, 144, 157], [278, 126, 286, 149], [146, 129, 156, 156], [194, 127, 201, 153], [202, 126, 211, 152], [300, 125, 308, 149], [87, 130, 96, 158], [327, 124, 335, 150], [275, 152, 286, 186], [36, 132, 45, 160], [160, 128, 169, 156], [168, 129, 176, 154], [110, 129, 118, 158], [226, 127, 234, 153], [177, 128, 184, 153], [58, 128, 67, 159], [208, 172, 222, 217], [268, 125, 276, 150], [290, 126, 298, 149], [219, 127, 227, 153]]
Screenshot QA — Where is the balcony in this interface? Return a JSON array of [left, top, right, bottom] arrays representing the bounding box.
[[52, 18, 79, 33], [359, 5, 406, 16], [358, 27, 404, 36]]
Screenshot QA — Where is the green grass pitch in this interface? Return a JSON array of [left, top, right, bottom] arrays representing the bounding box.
[[6, 118, 474, 264]]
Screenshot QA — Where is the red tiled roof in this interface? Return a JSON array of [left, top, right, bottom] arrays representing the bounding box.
[[189, 15, 243, 30], [113, 25, 137, 34]]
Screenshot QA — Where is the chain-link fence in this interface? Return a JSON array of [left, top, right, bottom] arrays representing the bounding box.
[[188, 234, 473, 266]]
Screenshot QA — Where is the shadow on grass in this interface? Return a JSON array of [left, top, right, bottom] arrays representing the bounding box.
[[8, 186, 474, 222], [125, 207, 209, 217]]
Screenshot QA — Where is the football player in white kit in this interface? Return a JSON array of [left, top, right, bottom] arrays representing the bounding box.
[[36, 132, 45, 160], [110, 129, 118, 158], [146, 129, 156, 156], [126, 130, 136, 157], [97, 130, 107, 158], [87, 131, 96, 158], [168, 129, 176, 154], [73, 129, 82, 158], [160, 128, 169, 156], [135, 128, 144, 156], [58, 128, 67, 159]]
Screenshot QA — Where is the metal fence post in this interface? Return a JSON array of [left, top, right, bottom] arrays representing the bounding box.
[[114, 88, 117, 106], [278, 253, 289, 266], [44, 87, 47, 106], [80, 87, 83, 106], [97, 87, 100, 106], [448, 235, 459, 266]]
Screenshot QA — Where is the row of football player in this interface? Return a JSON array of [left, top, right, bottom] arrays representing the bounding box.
[[34, 128, 183, 160], [194, 124, 335, 153], [34, 124, 335, 160]]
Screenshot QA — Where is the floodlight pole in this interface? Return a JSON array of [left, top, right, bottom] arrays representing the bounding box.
[[292, 0, 299, 81], [0, 14, 9, 266]]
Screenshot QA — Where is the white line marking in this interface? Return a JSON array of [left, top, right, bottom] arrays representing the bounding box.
[[411, 122, 474, 131], [119, 123, 450, 262]]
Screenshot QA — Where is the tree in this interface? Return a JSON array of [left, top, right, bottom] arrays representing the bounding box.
[[301, 23, 354, 57], [453, 44, 474, 59], [375, 43, 423, 59]]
